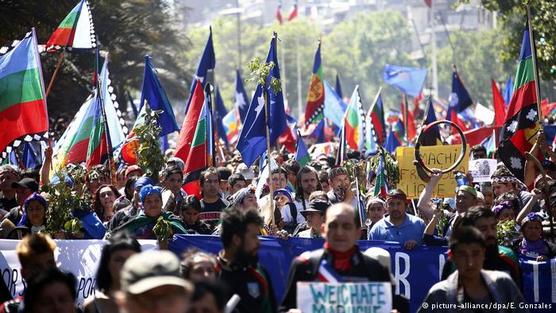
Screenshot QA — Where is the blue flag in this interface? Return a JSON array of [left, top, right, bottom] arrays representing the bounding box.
[[449, 69, 473, 113], [185, 28, 216, 114], [421, 97, 441, 146], [23, 142, 39, 169], [234, 69, 250, 123], [295, 130, 310, 166], [310, 119, 326, 143], [504, 76, 514, 106], [214, 87, 230, 147], [236, 34, 287, 167], [335, 73, 343, 99], [140, 56, 179, 136], [323, 80, 347, 128], [385, 124, 402, 154], [383, 64, 427, 97]]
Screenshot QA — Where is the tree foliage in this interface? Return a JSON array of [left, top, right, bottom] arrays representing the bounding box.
[[0, 0, 190, 125]]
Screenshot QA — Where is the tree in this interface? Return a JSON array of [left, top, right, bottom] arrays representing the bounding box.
[[462, 0, 556, 101]]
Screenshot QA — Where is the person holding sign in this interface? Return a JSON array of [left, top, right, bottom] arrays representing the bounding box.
[[369, 189, 425, 250], [418, 226, 526, 313], [279, 203, 392, 312]]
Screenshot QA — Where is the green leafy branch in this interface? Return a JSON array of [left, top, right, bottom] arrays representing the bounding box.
[[246, 57, 281, 93], [135, 103, 165, 182]]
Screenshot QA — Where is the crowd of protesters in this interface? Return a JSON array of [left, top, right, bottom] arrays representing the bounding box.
[[1, 134, 556, 312]]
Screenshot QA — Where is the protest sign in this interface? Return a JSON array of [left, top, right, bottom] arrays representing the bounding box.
[[297, 282, 392, 313], [396, 145, 469, 199], [0, 239, 156, 308], [468, 158, 497, 182]]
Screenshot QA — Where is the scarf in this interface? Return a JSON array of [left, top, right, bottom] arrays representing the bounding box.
[[519, 239, 548, 258], [324, 242, 357, 272]]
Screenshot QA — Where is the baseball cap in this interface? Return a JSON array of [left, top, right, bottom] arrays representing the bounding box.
[[12, 178, 39, 192], [125, 165, 143, 178], [121, 250, 192, 295]]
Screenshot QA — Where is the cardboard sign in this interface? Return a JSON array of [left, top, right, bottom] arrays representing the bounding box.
[[296, 282, 392, 313], [468, 159, 497, 183], [396, 145, 469, 199]]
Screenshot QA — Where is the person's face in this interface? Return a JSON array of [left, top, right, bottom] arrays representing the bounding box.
[[474, 217, 498, 246], [306, 212, 324, 230], [323, 207, 360, 252], [367, 203, 385, 224], [386, 198, 406, 220], [522, 221, 543, 241], [15, 187, 33, 206], [164, 173, 183, 194], [287, 171, 297, 185], [109, 249, 137, 289], [482, 190, 494, 207], [181, 207, 200, 225], [27, 200, 46, 227], [122, 285, 189, 313], [497, 208, 515, 222], [330, 174, 349, 199], [492, 182, 513, 197], [31, 281, 75, 313], [300, 172, 318, 196], [455, 191, 476, 213], [270, 173, 287, 190], [189, 257, 216, 282], [22, 252, 56, 281], [274, 195, 288, 208], [219, 181, 229, 193], [0, 171, 19, 191], [99, 186, 117, 210], [126, 170, 142, 180], [230, 180, 246, 195], [202, 174, 220, 197], [239, 223, 260, 257], [451, 243, 485, 281], [472, 150, 487, 160], [143, 194, 162, 217], [320, 180, 330, 193], [189, 292, 221, 313], [240, 193, 258, 211]]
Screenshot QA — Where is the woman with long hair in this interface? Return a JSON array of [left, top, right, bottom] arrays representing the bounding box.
[[83, 231, 141, 313], [93, 185, 121, 223]]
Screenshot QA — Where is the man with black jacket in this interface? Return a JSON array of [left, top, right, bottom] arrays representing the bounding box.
[[217, 207, 277, 313], [279, 203, 392, 312]]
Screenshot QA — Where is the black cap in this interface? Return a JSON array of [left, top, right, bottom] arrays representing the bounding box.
[[12, 178, 39, 192], [300, 200, 330, 218]]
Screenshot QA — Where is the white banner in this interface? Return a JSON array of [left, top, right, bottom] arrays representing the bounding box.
[[0, 239, 157, 308], [468, 159, 497, 183], [297, 282, 392, 313]]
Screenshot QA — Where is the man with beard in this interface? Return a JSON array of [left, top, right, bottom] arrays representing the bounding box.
[[279, 203, 392, 312], [326, 167, 364, 212], [369, 189, 425, 250], [441, 206, 522, 288], [217, 207, 276, 313]]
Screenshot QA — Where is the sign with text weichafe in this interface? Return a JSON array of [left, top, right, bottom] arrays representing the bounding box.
[[297, 282, 392, 313], [395, 145, 469, 199]]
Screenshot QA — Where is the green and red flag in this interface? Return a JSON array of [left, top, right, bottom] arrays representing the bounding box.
[[343, 86, 365, 151], [46, 0, 97, 51], [0, 30, 49, 162], [304, 41, 325, 125], [498, 28, 540, 181], [85, 96, 108, 168]]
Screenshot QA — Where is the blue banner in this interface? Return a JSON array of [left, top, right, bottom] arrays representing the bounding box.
[[170, 235, 555, 313]]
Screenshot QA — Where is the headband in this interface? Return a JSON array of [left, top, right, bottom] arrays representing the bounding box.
[[139, 185, 162, 203]]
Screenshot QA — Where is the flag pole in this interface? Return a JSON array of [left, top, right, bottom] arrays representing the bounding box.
[[527, 4, 543, 121], [45, 52, 64, 97], [263, 88, 274, 228], [205, 83, 216, 167], [403, 93, 409, 144], [97, 50, 114, 182]]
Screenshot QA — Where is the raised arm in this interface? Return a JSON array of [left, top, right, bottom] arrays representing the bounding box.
[[417, 170, 443, 221]]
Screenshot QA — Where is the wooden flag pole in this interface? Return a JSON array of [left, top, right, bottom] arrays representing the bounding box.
[[45, 52, 64, 97], [527, 4, 543, 122]]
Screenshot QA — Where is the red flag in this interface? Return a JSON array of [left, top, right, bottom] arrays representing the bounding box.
[[491, 80, 506, 127], [288, 3, 298, 21], [450, 126, 499, 147], [276, 3, 283, 24], [424, 0, 432, 8], [279, 127, 296, 153], [401, 96, 416, 142]]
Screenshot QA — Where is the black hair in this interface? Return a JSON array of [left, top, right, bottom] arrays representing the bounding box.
[[283, 160, 301, 176], [228, 173, 246, 187], [295, 166, 321, 202], [471, 144, 487, 155], [124, 176, 138, 201], [95, 231, 141, 293], [449, 226, 487, 251], [161, 166, 183, 182], [318, 170, 329, 183], [461, 206, 495, 227], [24, 268, 77, 312], [220, 208, 263, 249], [327, 167, 348, 181], [217, 167, 232, 181], [270, 166, 288, 177], [178, 195, 202, 213], [200, 167, 219, 187], [191, 281, 228, 311]]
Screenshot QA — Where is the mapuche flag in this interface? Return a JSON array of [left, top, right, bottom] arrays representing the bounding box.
[[498, 29, 540, 181], [0, 30, 49, 161], [343, 86, 365, 151], [304, 42, 325, 125], [46, 0, 97, 51]]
